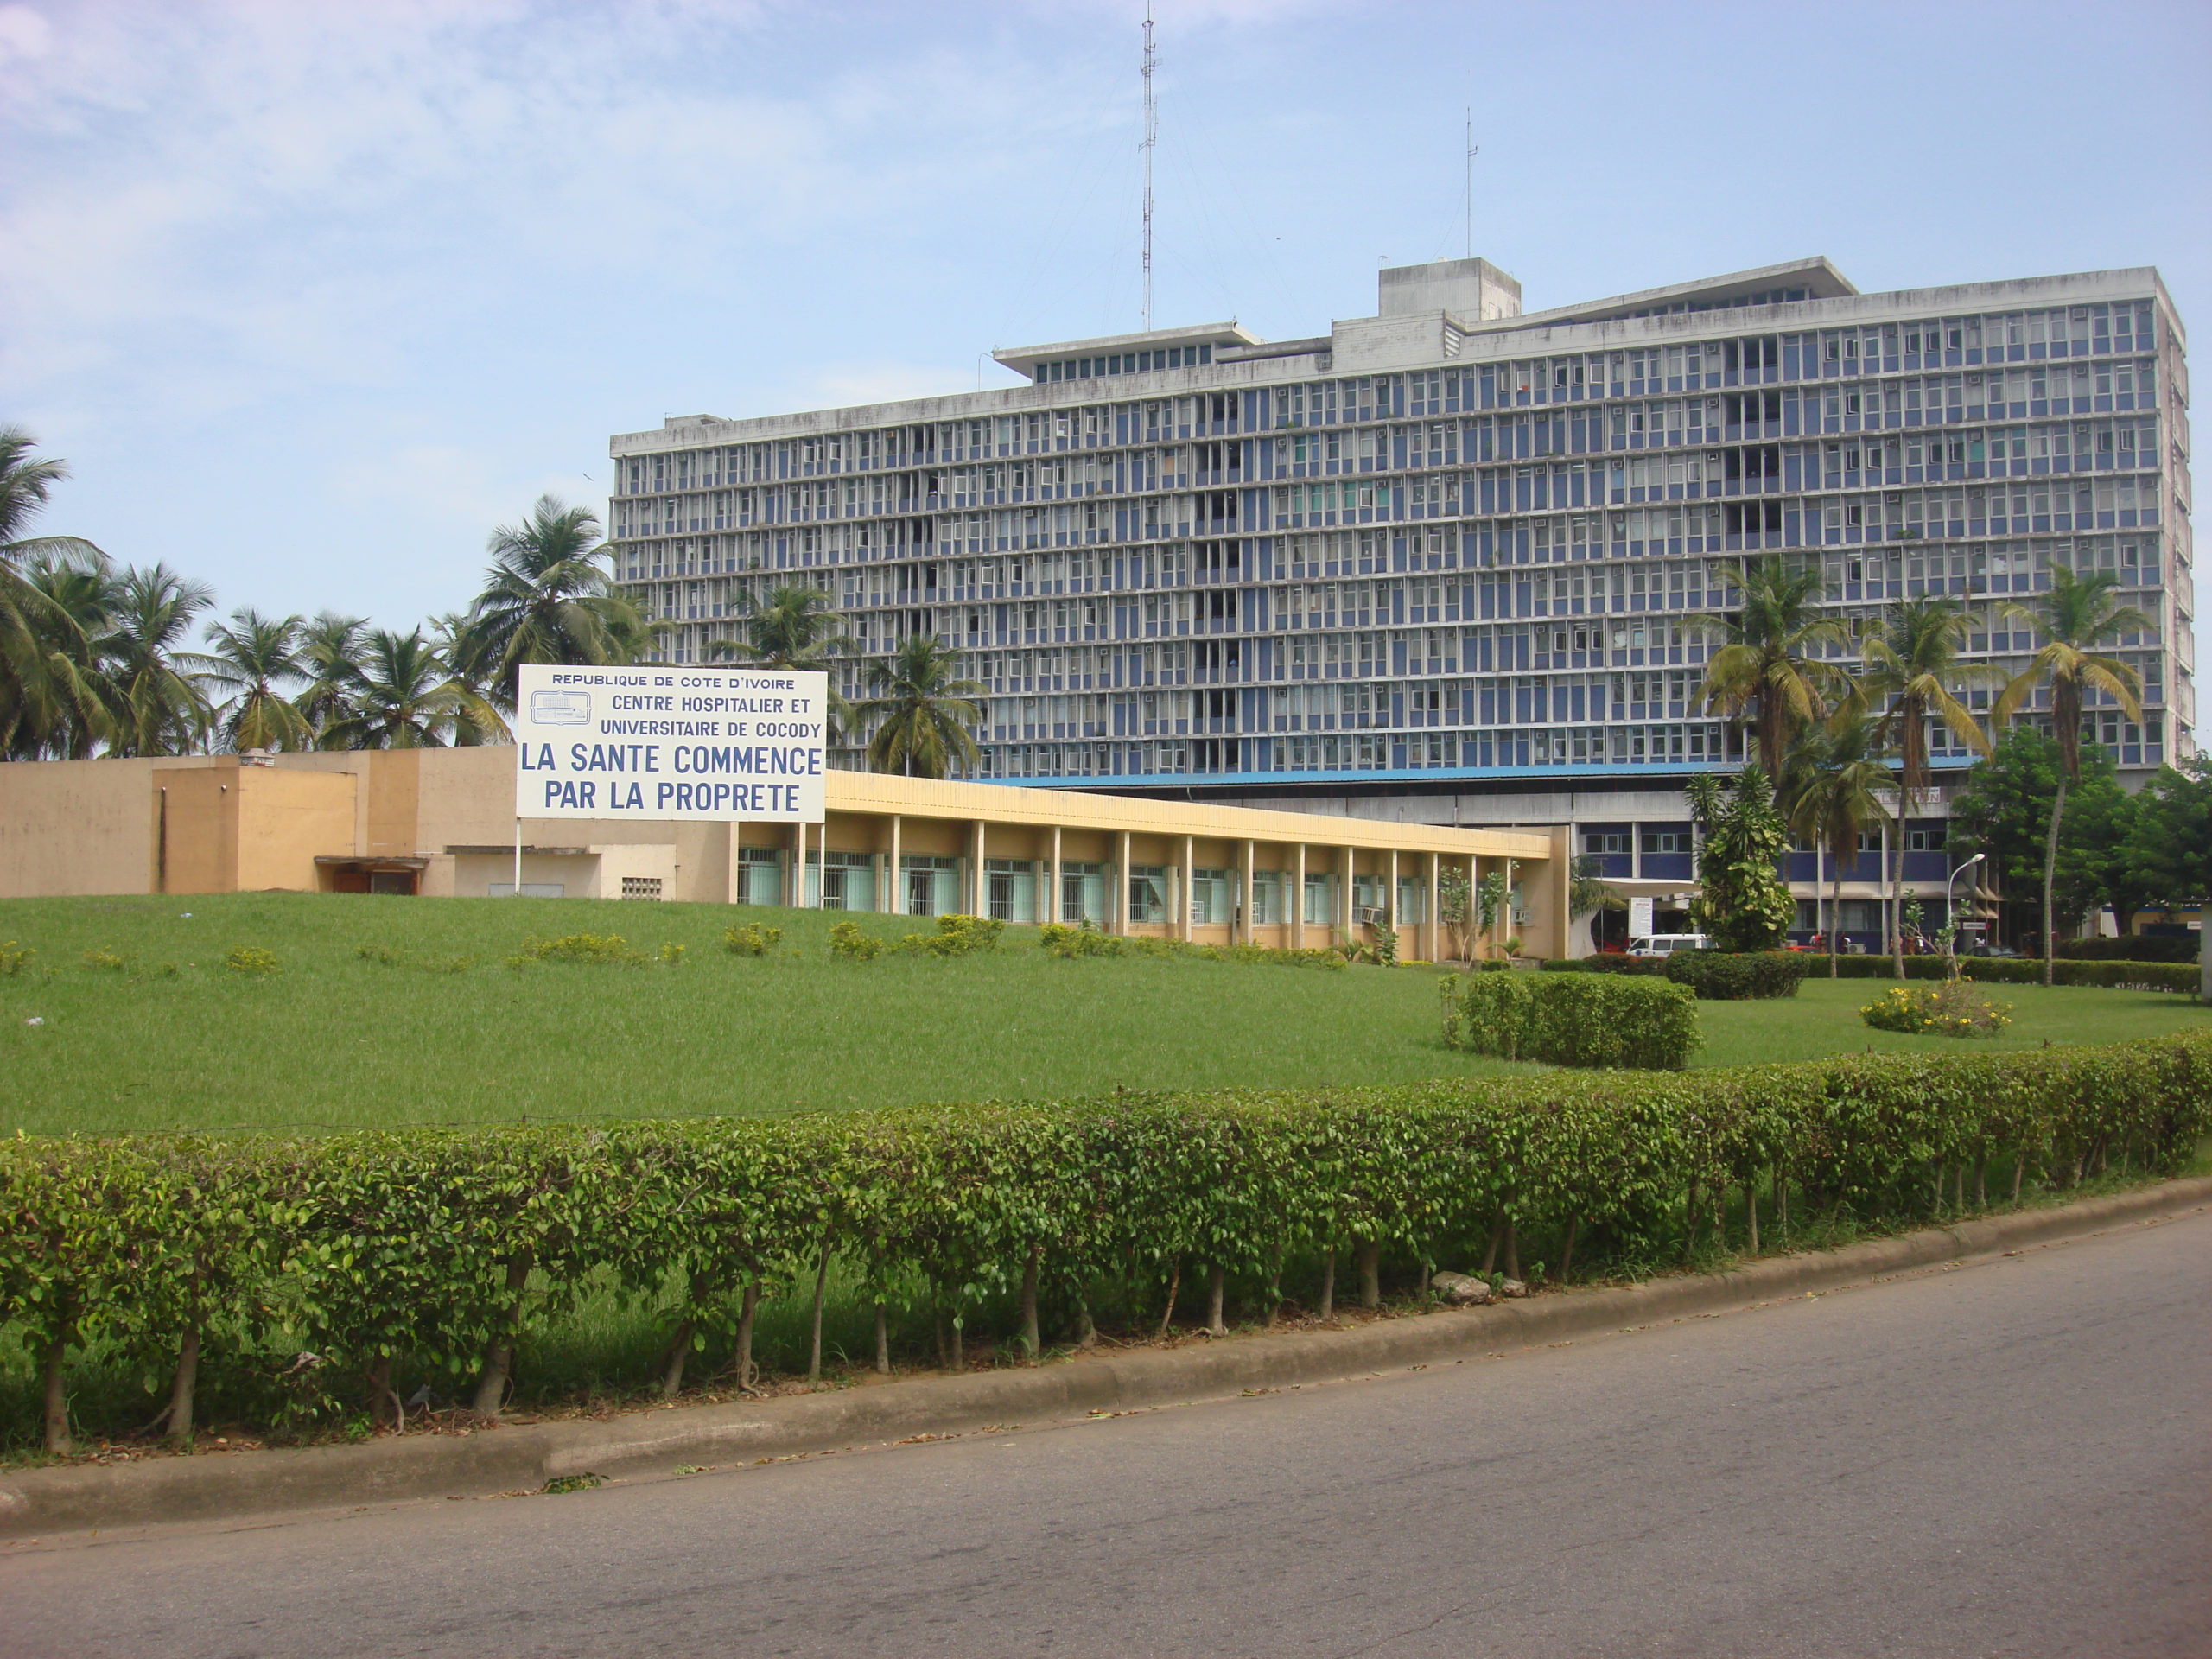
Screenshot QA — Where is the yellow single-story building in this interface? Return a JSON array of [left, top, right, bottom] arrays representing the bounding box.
[[0, 749, 1570, 960]]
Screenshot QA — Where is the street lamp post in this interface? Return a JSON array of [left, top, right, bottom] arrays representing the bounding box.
[[1946, 853, 1986, 977]]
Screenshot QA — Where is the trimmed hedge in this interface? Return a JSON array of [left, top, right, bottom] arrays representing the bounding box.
[[1811, 956, 2199, 993], [1441, 969, 1700, 1069], [2054, 936, 2202, 964], [4, 1035, 2209, 1452], [1664, 950, 1812, 1001]]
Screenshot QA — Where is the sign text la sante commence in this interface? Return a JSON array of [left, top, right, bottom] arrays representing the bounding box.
[[512, 663, 827, 823]]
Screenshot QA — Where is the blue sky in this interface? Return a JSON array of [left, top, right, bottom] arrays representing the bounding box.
[[3, 0, 2207, 636]]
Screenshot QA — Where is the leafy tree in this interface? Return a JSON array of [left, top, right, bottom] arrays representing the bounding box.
[[1950, 727, 2133, 946], [1685, 766, 1795, 951], [454, 496, 654, 707], [1693, 556, 1854, 783], [98, 563, 213, 756], [855, 634, 982, 779], [10, 547, 118, 759], [1850, 598, 1999, 976], [708, 585, 855, 737], [321, 628, 505, 750], [2119, 759, 2212, 918], [294, 612, 368, 743], [0, 429, 110, 760], [1993, 567, 2152, 981], [1779, 714, 1893, 976], [183, 609, 313, 753]]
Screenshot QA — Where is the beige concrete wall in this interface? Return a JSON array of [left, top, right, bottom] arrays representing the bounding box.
[[235, 767, 358, 893], [0, 748, 1562, 928], [0, 755, 164, 897], [152, 766, 238, 895]]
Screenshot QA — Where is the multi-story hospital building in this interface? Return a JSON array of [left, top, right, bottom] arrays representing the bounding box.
[[608, 255, 2194, 943]]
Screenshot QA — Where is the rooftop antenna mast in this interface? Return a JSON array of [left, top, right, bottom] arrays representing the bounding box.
[[1141, 4, 1157, 330], [1464, 109, 1478, 259]]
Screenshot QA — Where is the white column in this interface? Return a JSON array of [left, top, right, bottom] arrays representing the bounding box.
[[790, 820, 804, 908], [1294, 843, 1307, 950], [1180, 834, 1195, 941], [1425, 850, 1441, 963], [971, 820, 988, 917], [1386, 849, 1399, 948], [1240, 839, 1256, 946], [1115, 830, 1132, 934], [1341, 845, 1356, 943], [887, 814, 903, 916], [1048, 824, 1063, 928], [726, 822, 743, 906]]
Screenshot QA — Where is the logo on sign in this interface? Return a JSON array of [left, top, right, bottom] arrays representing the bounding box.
[[530, 688, 592, 726]]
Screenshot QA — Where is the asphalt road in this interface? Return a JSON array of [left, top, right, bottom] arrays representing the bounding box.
[[4, 1211, 2208, 1659]]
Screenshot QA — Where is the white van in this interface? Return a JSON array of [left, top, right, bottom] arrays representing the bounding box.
[[1626, 933, 1710, 957]]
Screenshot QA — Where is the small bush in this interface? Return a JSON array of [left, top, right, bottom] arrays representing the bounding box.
[[1818, 956, 2198, 993], [1574, 953, 1668, 976], [893, 914, 1004, 957], [509, 932, 645, 968], [722, 923, 783, 957], [657, 943, 685, 967], [0, 942, 34, 976], [828, 920, 885, 961], [222, 945, 281, 976], [1443, 969, 1699, 1070], [81, 948, 131, 973], [1664, 950, 1810, 1001], [1860, 980, 2012, 1038], [2055, 936, 2201, 963], [1039, 923, 1344, 969]]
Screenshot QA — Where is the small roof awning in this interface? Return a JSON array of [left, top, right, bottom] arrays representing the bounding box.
[[315, 855, 430, 869], [1599, 880, 1700, 900]]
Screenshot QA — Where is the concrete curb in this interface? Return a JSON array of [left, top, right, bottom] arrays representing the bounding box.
[[5, 1176, 2207, 1541]]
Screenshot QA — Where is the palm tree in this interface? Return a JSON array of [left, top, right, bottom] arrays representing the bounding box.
[[1993, 567, 2154, 985], [99, 564, 213, 756], [455, 495, 653, 706], [708, 585, 855, 737], [10, 548, 118, 758], [1850, 598, 2000, 977], [1780, 715, 1893, 978], [854, 634, 982, 779], [183, 610, 312, 753], [0, 429, 109, 759], [1693, 555, 1855, 784], [427, 612, 509, 747], [321, 628, 506, 750], [294, 612, 368, 745]]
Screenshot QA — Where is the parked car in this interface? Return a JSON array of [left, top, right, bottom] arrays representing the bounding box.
[[1626, 932, 1711, 957]]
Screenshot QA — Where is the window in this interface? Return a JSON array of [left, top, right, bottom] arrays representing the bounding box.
[[1128, 866, 1169, 925], [1640, 830, 1691, 854], [1906, 827, 1948, 852], [620, 877, 664, 901], [1584, 830, 1630, 854]]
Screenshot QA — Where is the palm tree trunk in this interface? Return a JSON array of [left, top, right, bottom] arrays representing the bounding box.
[[2042, 774, 2068, 988], [1891, 787, 1909, 982], [1828, 851, 1842, 978]]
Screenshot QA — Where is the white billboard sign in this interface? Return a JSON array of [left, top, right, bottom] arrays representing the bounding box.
[[1628, 895, 1656, 938], [512, 664, 827, 822]]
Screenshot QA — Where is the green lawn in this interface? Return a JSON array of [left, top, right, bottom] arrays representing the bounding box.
[[1, 893, 2206, 1136]]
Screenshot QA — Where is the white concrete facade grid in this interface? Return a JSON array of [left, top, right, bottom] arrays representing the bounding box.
[[607, 255, 2195, 944]]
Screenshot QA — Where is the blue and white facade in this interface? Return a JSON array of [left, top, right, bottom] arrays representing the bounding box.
[[608, 256, 2194, 944]]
